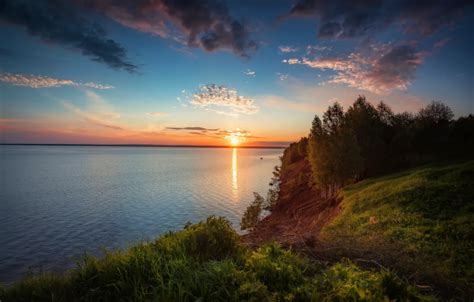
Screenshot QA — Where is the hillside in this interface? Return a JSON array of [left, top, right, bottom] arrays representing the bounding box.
[[243, 158, 339, 246], [245, 160, 474, 300], [321, 161, 474, 299]]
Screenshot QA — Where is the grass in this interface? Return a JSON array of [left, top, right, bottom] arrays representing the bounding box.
[[1, 217, 435, 301], [321, 161, 474, 299]]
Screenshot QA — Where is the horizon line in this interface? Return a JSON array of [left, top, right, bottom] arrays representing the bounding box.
[[0, 143, 287, 149]]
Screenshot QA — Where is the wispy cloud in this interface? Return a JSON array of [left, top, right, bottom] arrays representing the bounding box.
[[306, 44, 332, 55], [244, 69, 256, 77], [276, 73, 289, 81], [62, 101, 123, 130], [279, 45, 299, 53], [283, 44, 425, 94], [166, 126, 219, 131], [0, 73, 114, 89], [147, 112, 166, 117], [61, 90, 123, 130], [186, 84, 259, 115], [434, 38, 450, 49], [165, 126, 260, 142]]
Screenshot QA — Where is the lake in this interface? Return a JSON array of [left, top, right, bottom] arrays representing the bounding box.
[[0, 145, 282, 283]]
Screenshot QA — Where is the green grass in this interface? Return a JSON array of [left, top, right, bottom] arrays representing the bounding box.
[[1, 217, 434, 301], [322, 161, 474, 299]]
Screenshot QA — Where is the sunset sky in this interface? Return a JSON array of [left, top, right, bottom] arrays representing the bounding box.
[[1, 0, 473, 146]]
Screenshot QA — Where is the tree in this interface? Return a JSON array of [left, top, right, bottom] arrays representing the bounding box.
[[308, 115, 332, 195], [377, 101, 395, 126], [418, 101, 454, 124], [241, 193, 265, 231], [323, 102, 344, 134], [345, 96, 386, 176], [308, 104, 363, 197]]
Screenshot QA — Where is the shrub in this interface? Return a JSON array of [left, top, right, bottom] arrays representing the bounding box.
[[1, 218, 436, 302]]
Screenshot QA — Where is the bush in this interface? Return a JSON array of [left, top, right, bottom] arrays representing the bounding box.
[[1, 218, 436, 302]]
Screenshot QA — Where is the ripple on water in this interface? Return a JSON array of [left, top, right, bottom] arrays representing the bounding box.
[[0, 146, 282, 283]]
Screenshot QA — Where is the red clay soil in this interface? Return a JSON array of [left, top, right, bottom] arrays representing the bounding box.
[[242, 159, 341, 247]]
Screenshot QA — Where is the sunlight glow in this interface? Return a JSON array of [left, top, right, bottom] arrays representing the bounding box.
[[225, 128, 248, 146], [230, 136, 240, 146]]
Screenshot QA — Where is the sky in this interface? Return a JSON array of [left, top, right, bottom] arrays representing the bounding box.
[[1, 0, 473, 146]]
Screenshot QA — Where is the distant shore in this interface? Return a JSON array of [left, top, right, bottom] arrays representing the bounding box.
[[0, 143, 286, 149]]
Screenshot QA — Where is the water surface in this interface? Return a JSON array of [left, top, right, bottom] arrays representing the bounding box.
[[0, 145, 281, 283]]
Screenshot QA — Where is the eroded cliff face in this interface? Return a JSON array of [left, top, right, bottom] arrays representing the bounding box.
[[243, 158, 341, 246]]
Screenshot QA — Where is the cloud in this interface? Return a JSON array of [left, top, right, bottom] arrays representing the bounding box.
[[276, 74, 428, 114], [279, 46, 299, 53], [0, 73, 114, 89], [306, 44, 332, 55], [166, 127, 219, 131], [78, 0, 258, 57], [284, 44, 425, 94], [282, 58, 300, 64], [0, 0, 137, 72], [434, 38, 450, 49], [147, 112, 166, 117], [82, 82, 115, 90], [287, 0, 472, 39], [61, 90, 123, 130], [276, 73, 289, 81], [62, 101, 123, 130], [187, 84, 259, 115], [165, 126, 259, 142], [244, 69, 256, 77]]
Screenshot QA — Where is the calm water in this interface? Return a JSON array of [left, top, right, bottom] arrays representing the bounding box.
[[0, 145, 282, 283]]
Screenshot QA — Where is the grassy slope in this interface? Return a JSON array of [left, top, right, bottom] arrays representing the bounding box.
[[321, 161, 474, 299], [1, 217, 434, 302]]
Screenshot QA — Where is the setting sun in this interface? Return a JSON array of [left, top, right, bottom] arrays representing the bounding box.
[[230, 136, 240, 146], [226, 129, 247, 146]]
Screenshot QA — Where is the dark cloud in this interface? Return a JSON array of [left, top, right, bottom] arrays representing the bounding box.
[[288, 0, 472, 38], [77, 0, 257, 57], [367, 45, 423, 91], [0, 0, 137, 72]]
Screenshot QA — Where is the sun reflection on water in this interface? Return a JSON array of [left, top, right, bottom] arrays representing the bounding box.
[[231, 147, 238, 200]]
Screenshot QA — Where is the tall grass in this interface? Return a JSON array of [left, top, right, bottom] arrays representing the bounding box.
[[322, 161, 474, 299], [1, 216, 434, 301]]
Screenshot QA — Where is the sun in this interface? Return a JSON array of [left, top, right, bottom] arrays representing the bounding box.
[[226, 128, 247, 146], [230, 135, 240, 146]]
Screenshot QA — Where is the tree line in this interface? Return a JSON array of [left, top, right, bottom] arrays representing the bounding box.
[[284, 96, 474, 198]]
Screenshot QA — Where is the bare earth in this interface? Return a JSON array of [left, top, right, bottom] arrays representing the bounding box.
[[243, 159, 341, 247]]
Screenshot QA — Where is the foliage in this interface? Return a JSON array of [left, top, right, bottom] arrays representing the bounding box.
[[241, 192, 265, 231], [308, 103, 363, 196], [322, 161, 474, 299], [306, 96, 474, 197], [281, 137, 308, 169], [0, 217, 435, 301]]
